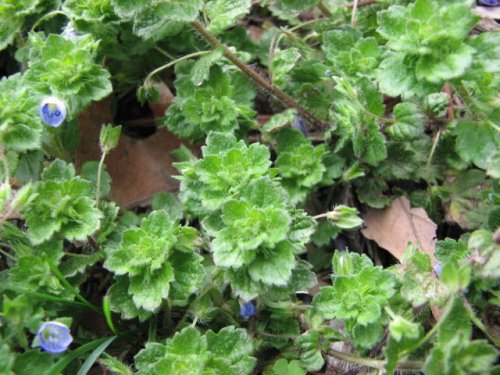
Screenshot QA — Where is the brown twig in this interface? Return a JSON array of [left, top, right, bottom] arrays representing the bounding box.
[[190, 20, 328, 130]]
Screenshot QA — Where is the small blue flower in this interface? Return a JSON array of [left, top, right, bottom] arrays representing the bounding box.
[[477, 0, 499, 7], [325, 69, 333, 77], [37, 322, 73, 354], [40, 97, 67, 127], [433, 263, 442, 277], [293, 116, 308, 137], [240, 301, 256, 321], [62, 26, 79, 40]]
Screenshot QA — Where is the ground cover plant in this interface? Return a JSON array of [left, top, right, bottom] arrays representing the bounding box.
[[0, 0, 499, 373]]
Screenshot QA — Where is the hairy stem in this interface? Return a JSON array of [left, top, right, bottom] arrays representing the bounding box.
[[31, 10, 69, 32], [191, 20, 328, 130], [95, 151, 107, 205], [145, 50, 212, 82], [329, 349, 385, 369]]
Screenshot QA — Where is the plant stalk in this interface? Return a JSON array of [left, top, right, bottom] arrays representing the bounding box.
[[96, 151, 107, 205], [191, 20, 328, 130]]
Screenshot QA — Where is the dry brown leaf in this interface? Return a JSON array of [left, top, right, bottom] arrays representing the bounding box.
[[75, 86, 195, 208], [361, 196, 437, 264]]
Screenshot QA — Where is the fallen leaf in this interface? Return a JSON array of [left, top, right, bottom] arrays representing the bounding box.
[[361, 196, 437, 264], [75, 85, 196, 208]]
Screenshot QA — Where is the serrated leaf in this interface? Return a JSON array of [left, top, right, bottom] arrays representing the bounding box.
[[129, 264, 175, 311], [248, 240, 295, 286], [0, 74, 43, 152], [386, 103, 425, 140], [206, 0, 251, 35]]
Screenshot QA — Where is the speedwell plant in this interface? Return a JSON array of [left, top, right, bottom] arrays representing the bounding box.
[[0, 0, 498, 374]]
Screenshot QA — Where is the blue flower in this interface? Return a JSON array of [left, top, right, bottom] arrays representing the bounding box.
[[477, 0, 499, 7], [62, 26, 79, 40], [293, 116, 308, 137], [325, 69, 333, 77], [240, 301, 256, 321], [433, 263, 442, 277], [40, 97, 67, 127], [37, 322, 73, 354]]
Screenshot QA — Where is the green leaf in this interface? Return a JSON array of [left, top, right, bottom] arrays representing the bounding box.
[[124, 0, 202, 40], [248, 240, 296, 286], [269, 359, 306, 375], [0, 74, 43, 152], [271, 48, 301, 85], [455, 121, 500, 172], [129, 264, 175, 311], [190, 49, 224, 86], [13, 351, 53, 375], [105, 210, 199, 311], [206, 0, 251, 35], [0, 0, 39, 51], [415, 43, 474, 83], [135, 326, 255, 375], [386, 103, 425, 141], [80, 161, 111, 200], [24, 34, 112, 113], [389, 316, 421, 342], [23, 161, 102, 244], [77, 336, 116, 375], [398, 246, 443, 306], [313, 251, 395, 341], [169, 250, 205, 302], [353, 120, 386, 166], [107, 276, 151, 321]]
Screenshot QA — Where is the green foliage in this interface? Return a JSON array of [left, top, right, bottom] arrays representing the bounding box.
[[135, 326, 256, 374], [165, 62, 255, 139], [313, 251, 396, 348], [0, 0, 40, 51], [376, 0, 479, 98], [104, 210, 203, 311], [205, 0, 251, 35], [1, 1, 499, 373], [0, 74, 44, 152], [22, 160, 102, 245], [24, 33, 113, 113], [424, 299, 497, 375], [175, 132, 271, 214], [274, 128, 326, 202]]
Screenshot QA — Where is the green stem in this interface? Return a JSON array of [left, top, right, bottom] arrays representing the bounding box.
[[463, 298, 500, 347], [0, 247, 16, 261], [191, 20, 328, 130], [426, 127, 442, 167], [145, 50, 212, 82], [46, 259, 102, 315], [329, 348, 385, 369], [154, 46, 175, 60], [30, 10, 69, 32], [399, 298, 455, 359], [318, 1, 333, 17], [268, 18, 327, 81], [4, 286, 92, 310], [487, 120, 500, 133], [95, 151, 107, 205]]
